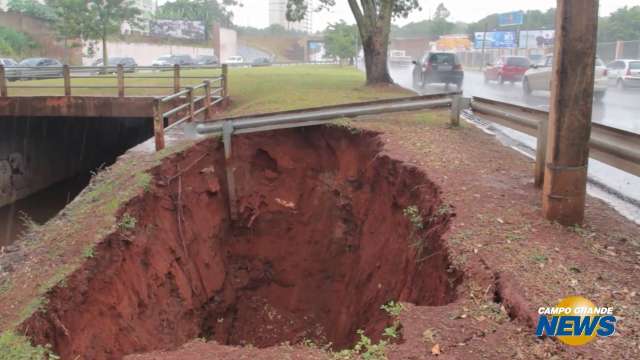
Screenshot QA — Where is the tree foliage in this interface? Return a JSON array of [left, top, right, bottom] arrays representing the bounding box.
[[466, 9, 556, 36], [598, 6, 640, 42], [0, 26, 39, 57], [323, 21, 357, 61], [7, 0, 57, 21], [156, 0, 237, 39], [286, 0, 421, 84]]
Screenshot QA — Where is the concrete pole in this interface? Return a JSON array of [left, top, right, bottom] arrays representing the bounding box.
[[117, 64, 125, 98], [615, 40, 624, 59], [153, 99, 165, 151], [0, 65, 7, 97], [173, 64, 180, 93], [543, 0, 599, 225], [63, 65, 71, 96]]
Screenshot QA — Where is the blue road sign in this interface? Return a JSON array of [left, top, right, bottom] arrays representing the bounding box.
[[498, 11, 524, 27]]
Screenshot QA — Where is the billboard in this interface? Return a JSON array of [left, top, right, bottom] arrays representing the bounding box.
[[150, 20, 205, 40], [519, 30, 555, 49], [498, 11, 524, 27], [474, 31, 517, 49]]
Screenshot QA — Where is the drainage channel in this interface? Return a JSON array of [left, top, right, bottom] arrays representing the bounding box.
[[0, 116, 154, 247]]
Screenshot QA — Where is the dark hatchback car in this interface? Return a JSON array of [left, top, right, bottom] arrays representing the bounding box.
[[195, 55, 219, 65], [412, 52, 464, 89], [93, 57, 137, 73], [252, 57, 272, 67]]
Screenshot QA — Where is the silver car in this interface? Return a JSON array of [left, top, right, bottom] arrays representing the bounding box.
[[522, 55, 608, 101], [0, 58, 19, 81], [17, 58, 64, 80], [606, 59, 640, 89]]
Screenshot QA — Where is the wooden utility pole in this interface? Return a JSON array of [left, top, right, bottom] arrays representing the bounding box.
[[543, 0, 599, 225]]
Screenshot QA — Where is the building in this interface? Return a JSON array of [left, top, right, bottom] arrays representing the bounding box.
[[269, 0, 312, 33]]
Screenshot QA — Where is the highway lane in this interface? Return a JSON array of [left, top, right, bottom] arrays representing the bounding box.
[[389, 65, 640, 135], [387, 64, 640, 223]]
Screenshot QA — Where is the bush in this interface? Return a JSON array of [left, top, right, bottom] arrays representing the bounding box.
[[0, 26, 39, 58], [8, 0, 57, 22]]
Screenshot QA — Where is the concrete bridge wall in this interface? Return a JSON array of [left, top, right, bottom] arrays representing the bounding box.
[[0, 116, 152, 208]]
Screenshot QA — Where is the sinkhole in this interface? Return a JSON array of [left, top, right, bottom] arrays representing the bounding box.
[[20, 126, 461, 359]]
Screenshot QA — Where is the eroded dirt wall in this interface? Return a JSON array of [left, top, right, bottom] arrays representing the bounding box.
[[20, 126, 459, 359]]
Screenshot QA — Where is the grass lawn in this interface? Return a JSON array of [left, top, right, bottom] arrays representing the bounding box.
[[224, 65, 411, 116], [5, 65, 411, 115]]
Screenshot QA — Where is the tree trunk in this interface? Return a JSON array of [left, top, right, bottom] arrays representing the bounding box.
[[347, 0, 394, 86], [102, 29, 108, 67], [361, 27, 393, 85]]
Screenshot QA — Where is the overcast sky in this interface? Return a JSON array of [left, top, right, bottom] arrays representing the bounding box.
[[225, 0, 640, 32]]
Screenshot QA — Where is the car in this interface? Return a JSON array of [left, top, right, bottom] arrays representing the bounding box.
[[412, 52, 464, 89], [17, 58, 63, 80], [225, 56, 244, 64], [194, 55, 219, 65], [152, 54, 194, 67], [528, 54, 546, 66], [606, 59, 640, 89], [522, 55, 608, 101], [0, 58, 19, 81], [389, 50, 412, 67], [484, 56, 530, 84], [251, 57, 272, 67], [93, 57, 137, 73]]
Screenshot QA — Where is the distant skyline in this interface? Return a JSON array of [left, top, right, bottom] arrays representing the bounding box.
[[154, 0, 640, 32]]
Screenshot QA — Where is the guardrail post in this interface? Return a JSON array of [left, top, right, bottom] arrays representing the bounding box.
[[173, 64, 180, 93], [222, 64, 228, 98], [117, 64, 125, 97], [0, 65, 7, 97], [203, 80, 212, 120], [63, 64, 71, 96], [153, 99, 165, 151], [450, 95, 462, 127], [187, 86, 194, 122], [534, 117, 549, 188]]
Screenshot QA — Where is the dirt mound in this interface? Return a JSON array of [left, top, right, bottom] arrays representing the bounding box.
[[19, 126, 460, 359]]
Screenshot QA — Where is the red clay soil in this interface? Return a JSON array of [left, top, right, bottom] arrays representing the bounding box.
[[16, 126, 460, 359], [2, 110, 639, 360]]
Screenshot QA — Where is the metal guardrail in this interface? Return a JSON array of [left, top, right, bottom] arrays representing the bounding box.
[[195, 93, 458, 136], [0, 64, 223, 97], [457, 96, 640, 182]]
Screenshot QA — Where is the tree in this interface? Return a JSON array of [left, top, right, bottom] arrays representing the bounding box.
[[46, 0, 87, 63], [7, 0, 57, 21], [598, 6, 640, 42], [466, 9, 556, 37], [324, 21, 358, 63], [287, 0, 421, 85], [86, 0, 142, 67], [156, 0, 237, 40]]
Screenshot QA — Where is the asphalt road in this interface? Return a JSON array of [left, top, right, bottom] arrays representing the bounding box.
[[386, 64, 640, 222], [389, 65, 640, 135]]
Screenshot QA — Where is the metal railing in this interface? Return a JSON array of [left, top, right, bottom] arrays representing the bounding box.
[[0, 64, 223, 97], [153, 64, 228, 151], [451, 96, 640, 183]]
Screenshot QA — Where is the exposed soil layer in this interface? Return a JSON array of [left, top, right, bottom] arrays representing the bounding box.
[[20, 126, 460, 359]]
